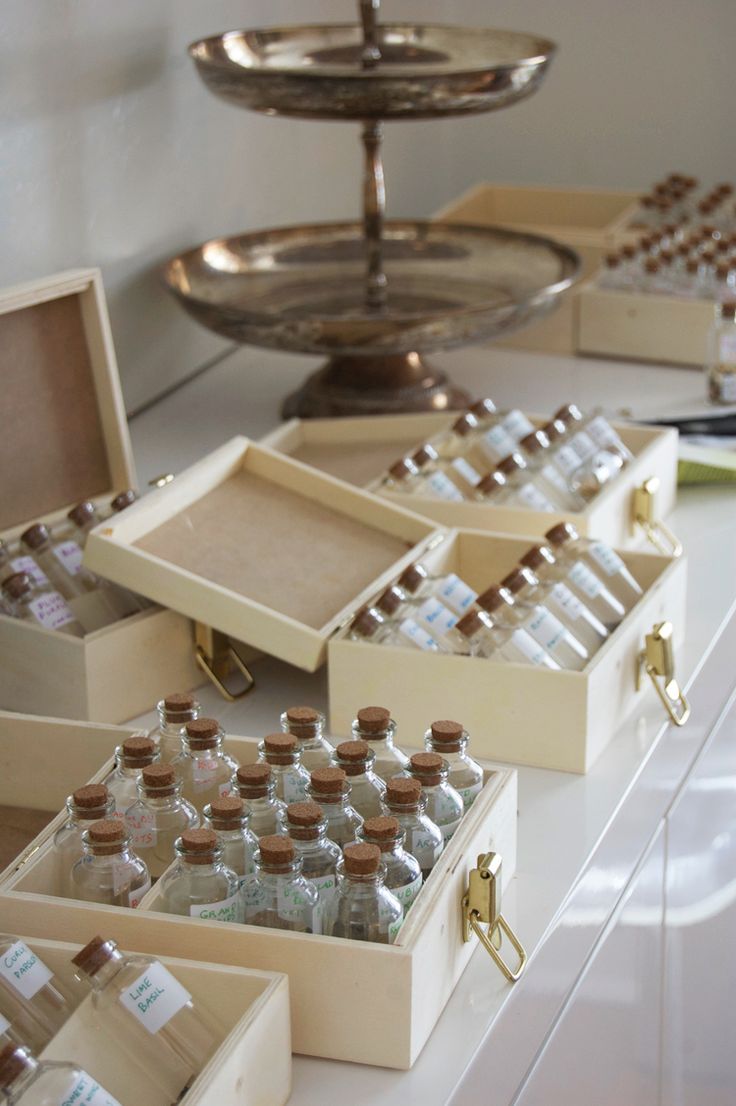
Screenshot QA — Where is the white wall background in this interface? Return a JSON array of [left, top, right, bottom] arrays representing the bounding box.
[[2, 1, 735, 412]]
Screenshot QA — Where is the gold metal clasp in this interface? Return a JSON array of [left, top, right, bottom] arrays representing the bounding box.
[[194, 624, 255, 702], [633, 477, 682, 557], [148, 473, 175, 489], [461, 852, 526, 983], [636, 620, 690, 726]]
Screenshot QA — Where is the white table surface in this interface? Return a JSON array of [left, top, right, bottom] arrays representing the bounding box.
[[127, 344, 735, 1105]]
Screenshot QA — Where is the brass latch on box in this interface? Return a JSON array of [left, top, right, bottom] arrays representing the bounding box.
[[462, 852, 526, 983], [634, 477, 682, 557], [148, 473, 175, 489], [636, 621, 690, 727], [195, 624, 255, 702]]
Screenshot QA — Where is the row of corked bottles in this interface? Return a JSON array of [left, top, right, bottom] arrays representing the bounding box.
[[54, 698, 485, 943], [0, 933, 223, 1106]]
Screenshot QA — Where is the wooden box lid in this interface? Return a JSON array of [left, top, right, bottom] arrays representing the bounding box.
[[0, 268, 136, 533]]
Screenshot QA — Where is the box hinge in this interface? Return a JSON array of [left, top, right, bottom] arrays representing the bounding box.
[[636, 620, 690, 727], [633, 476, 682, 557], [194, 623, 255, 702], [461, 851, 526, 983]]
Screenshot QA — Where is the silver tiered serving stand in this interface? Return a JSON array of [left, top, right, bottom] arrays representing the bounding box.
[[164, 2, 580, 417]]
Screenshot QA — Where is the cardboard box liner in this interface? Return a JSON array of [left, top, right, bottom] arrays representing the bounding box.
[[134, 468, 411, 630], [289, 438, 425, 487]]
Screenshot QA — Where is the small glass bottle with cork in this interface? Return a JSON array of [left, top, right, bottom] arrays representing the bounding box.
[[382, 777, 443, 879], [0, 936, 77, 1054], [158, 829, 241, 923], [242, 835, 319, 933], [307, 767, 363, 847], [407, 753, 465, 845], [323, 843, 403, 944], [104, 735, 159, 818], [233, 763, 286, 837], [498, 568, 590, 671], [518, 545, 609, 654], [347, 606, 441, 652], [172, 719, 239, 815], [282, 802, 340, 931], [394, 562, 477, 618], [280, 705, 335, 771], [424, 720, 484, 810], [124, 763, 199, 879], [448, 603, 560, 668], [350, 705, 409, 782], [52, 784, 115, 895], [146, 691, 201, 762], [71, 820, 150, 908], [1, 572, 84, 637], [258, 734, 310, 804], [0, 1044, 121, 1106], [544, 521, 643, 615], [202, 795, 258, 887], [333, 740, 386, 820], [359, 816, 423, 914]]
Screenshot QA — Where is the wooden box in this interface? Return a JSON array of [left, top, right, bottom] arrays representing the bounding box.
[[576, 281, 716, 367], [15, 935, 290, 1106], [0, 711, 518, 1069], [0, 269, 199, 722], [261, 412, 679, 551], [436, 183, 639, 354], [81, 439, 687, 772]]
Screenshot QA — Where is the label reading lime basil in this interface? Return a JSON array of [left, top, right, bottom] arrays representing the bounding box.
[[190, 892, 241, 923], [119, 961, 191, 1034]]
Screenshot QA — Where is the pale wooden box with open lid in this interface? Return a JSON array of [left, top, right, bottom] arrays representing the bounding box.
[[0, 269, 199, 722], [0, 709, 518, 1070], [83, 437, 687, 772], [261, 411, 680, 554]]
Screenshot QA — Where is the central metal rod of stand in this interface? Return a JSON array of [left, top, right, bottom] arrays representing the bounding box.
[[360, 0, 387, 313]]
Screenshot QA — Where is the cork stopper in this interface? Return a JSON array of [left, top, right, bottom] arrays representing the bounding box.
[[335, 740, 372, 776], [385, 776, 422, 807], [20, 523, 50, 550], [603, 252, 620, 268], [469, 398, 497, 419], [263, 733, 299, 765], [350, 608, 382, 639], [375, 586, 403, 616], [259, 834, 294, 867], [553, 403, 584, 426], [412, 443, 439, 468], [475, 470, 507, 499], [0, 1046, 30, 1090], [87, 819, 126, 855], [284, 705, 322, 739], [142, 763, 176, 795], [520, 544, 555, 572], [67, 501, 96, 528], [719, 299, 736, 321], [343, 842, 381, 876], [286, 801, 323, 827], [430, 719, 464, 746], [362, 815, 401, 843], [208, 795, 245, 826], [410, 752, 445, 786], [72, 784, 109, 812], [545, 520, 579, 548], [1, 572, 32, 600], [310, 767, 346, 795], [110, 490, 138, 513], [497, 452, 525, 476], [355, 706, 391, 734], [185, 718, 220, 750], [388, 458, 416, 482], [475, 585, 512, 613], [163, 692, 196, 720], [72, 935, 116, 978], [620, 244, 636, 260], [644, 257, 660, 274], [121, 735, 156, 764], [452, 413, 477, 437], [179, 828, 218, 863], [519, 429, 548, 455], [542, 418, 566, 444], [236, 762, 272, 797], [456, 609, 490, 639], [502, 566, 536, 594], [397, 563, 427, 594]]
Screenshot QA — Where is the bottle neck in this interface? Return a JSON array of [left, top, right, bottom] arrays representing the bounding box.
[[241, 789, 279, 808], [183, 740, 224, 758], [157, 704, 198, 733], [257, 859, 302, 881], [309, 789, 351, 811], [362, 834, 403, 857], [84, 845, 133, 864], [1, 1053, 38, 1099], [138, 782, 185, 807], [68, 800, 112, 825], [81, 949, 126, 991]]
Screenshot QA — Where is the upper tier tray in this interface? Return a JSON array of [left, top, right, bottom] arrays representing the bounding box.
[[162, 220, 578, 356], [189, 23, 555, 121]]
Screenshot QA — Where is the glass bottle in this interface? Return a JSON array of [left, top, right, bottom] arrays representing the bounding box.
[[517, 429, 586, 510], [541, 418, 586, 483], [707, 299, 736, 404], [0, 542, 49, 592], [146, 692, 201, 762], [242, 836, 318, 933], [0, 1045, 121, 1106], [395, 562, 478, 617], [544, 521, 643, 614], [499, 568, 590, 670], [65, 502, 143, 617], [468, 398, 536, 447], [172, 718, 239, 816], [280, 705, 335, 771], [158, 829, 241, 922], [541, 524, 626, 628], [323, 843, 403, 944], [258, 734, 310, 804], [1, 573, 84, 637], [379, 456, 425, 493], [104, 735, 159, 819], [449, 604, 560, 669], [382, 777, 443, 879], [424, 720, 484, 810], [472, 469, 511, 504], [410, 444, 466, 501], [551, 404, 598, 464], [124, 763, 199, 880], [306, 768, 363, 847], [0, 938, 76, 1054], [71, 820, 150, 908], [495, 453, 561, 512], [333, 740, 386, 820], [359, 816, 423, 913], [19, 523, 97, 601], [407, 753, 465, 845], [282, 802, 340, 933], [519, 544, 609, 654], [350, 705, 410, 782], [72, 936, 220, 1102], [234, 763, 286, 837], [432, 411, 509, 473], [52, 784, 115, 896], [348, 607, 441, 652], [202, 795, 257, 887], [372, 585, 459, 647]]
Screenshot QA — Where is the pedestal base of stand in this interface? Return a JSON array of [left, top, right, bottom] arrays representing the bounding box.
[[282, 352, 471, 419]]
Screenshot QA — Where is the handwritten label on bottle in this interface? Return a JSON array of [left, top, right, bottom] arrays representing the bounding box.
[[550, 581, 584, 621], [527, 606, 572, 653], [52, 540, 84, 577], [118, 961, 192, 1034], [586, 415, 620, 449], [129, 875, 151, 909], [388, 917, 403, 944], [307, 874, 336, 935], [397, 618, 439, 651], [282, 772, 309, 804], [481, 423, 517, 461], [58, 1071, 122, 1106], [568, 560, 604, 600], [588, 542, 626, 578], [10, 555, 49, 588], [450, 457, 481, 488], [0, 941, 53, 1000], [277, 881, 312, 926], [28, 591, 77, 631], [192, 757, 218, 790], [541, 462, 573, 497], [393, 873, 422, 910], [126, 808, 157, 850], [459, 779, 484, 808], [436, 573, 477, 615], [501, 409, 535, 442], [191, 893, 241, 923], [410, 828, 442, 868], [415, 597, 458, 637], [508, 627, 551, 665], [569, 431, 596, 462], [425, 470, 464, 502], [439, 817, 462, 845]]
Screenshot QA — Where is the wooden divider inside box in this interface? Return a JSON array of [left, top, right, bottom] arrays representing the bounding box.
[[18, 937, 290, 1106]]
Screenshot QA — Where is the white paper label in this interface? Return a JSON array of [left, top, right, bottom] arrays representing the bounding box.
[[28, 591, 77, 630], [586, 415, 620, 449], [568, 560, 604, 600], [507, 627, 550, 665], [397, 618, 439, 651], [190, 893, 241, 923], [410, 828, 442, 868], [0, 941, 53, 1000], [439, 817, 462, 845], [425, 470, 464, 502], [393, 873, 422, 910], [218, 780, 233, 797], [481, 423, 517, 461], [549, 581, 584, 621], [569, 431, 596, 461], [554, 444, 582, 476], [451, 457, 482, 487], [588, 542, 626, 577], [277, 880, 313, 926], [516, 482, 556, 512], [118, 961, 192, 1035], [415, 597, 458, 637], [308, 873, 336, 936], [129, 875, 151, 909], [52, 540, 84, 576], [458, 779, 484, 807], [526, 605, 575, 653], [388, 917, 403, 944], [192, 757, 218, 790], [57, 1071, 122, 1106], [126, 808, 157, 850], [9, 555, 49, 588], [241, 877, 267, 916], [541, 462, 573, 496], [282, 771, 309, 804], [436, 573, 477, 615], [0, 1013, 9, 1035], [718, 371, 736, 401], [501, 409, 535, 442], [719, 332, 736, 362]]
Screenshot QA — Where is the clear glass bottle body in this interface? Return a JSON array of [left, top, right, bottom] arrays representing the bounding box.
[[259, 745, 310, 805], [280, 707, 335, 772], [237, 789, 286, 837], [52, 794, 115, 897], [19, 529, 96, 601], [348, 608, 442, 653], [323, 859, 403, 944], [447, 607, 561, 670], [383, 794, 444, 879], [553, 534, 643, 613], [172, 732, 239, 816], [0, 1051, 122, 1106], [707, 302, 736, 404], [411, 445, 468, 502], [497, 589, 589, 671], [497, 454, 561, 512], [242, 850, 319, 933], [350, 714, 410, 782], [424, 727, 484, 810], [158, 842, 241, 922], [337, 765, 386, 821], [125, 781, 199, 880], [286, 823, 341, 934], [509, 571, 607, 657], [0, 938, 76, 1054], [105, 750, 159, 820], [409, 761, 465, 846], [396, 564, 478, 617], [359, 827, 423, 913], [147, 696, 201, 762], [543, 533, 626, 629], [518, 433, 586, 511], [202, 809, 258, 886], [306, 786, 363, 848], [71, 835, 150, 909]]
